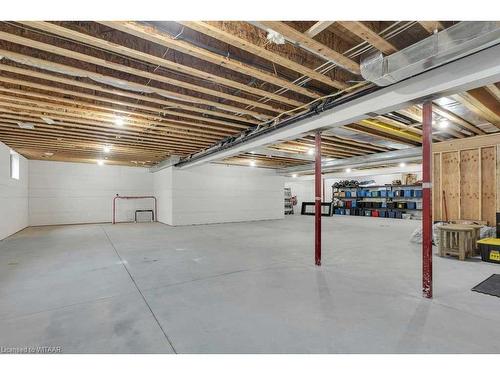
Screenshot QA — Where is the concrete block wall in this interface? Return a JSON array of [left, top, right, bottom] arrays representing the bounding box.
[[2, 155, 285, 231], [153, 166, 173, 225], [0, 142, 29, 240], [29, 160, 154, 225], [169, 164, 285, 226]]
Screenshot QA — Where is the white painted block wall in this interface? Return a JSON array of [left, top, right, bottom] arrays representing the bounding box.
[[0, 142, 29, 240], [172, 164, 285, 225], [153, 166, 173, 225], [153, 163, 285, 226], [29, 160, 154, 225]]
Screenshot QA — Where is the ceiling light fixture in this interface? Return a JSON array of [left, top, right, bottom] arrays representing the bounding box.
[[249, 160, 256, 167], [307, 148, 315, 155], [114, 117, 125, 127], [97, 160, 104, 166], [17, 122, 35, 130], [40, 116, 55, 125], [103, 145, 112, 153], [292, 174, 298, 178], [44, 152, 54, 156], [439, 121, 448, 129], [345, 168, 352, 173]]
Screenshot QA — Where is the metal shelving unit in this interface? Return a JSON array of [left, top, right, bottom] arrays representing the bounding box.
[[332, 184, 423, 219]]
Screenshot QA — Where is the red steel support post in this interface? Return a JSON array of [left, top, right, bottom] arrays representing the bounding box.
[[422, 101, 433, 298], [315, 131, 322, 266]]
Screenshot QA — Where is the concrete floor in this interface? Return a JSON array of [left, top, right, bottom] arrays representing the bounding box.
[[1, 215, 499, 354]]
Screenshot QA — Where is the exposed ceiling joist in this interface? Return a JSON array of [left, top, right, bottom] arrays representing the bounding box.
[[0, 63, 252, 129], [97, 21, 322, 99], [304, 22, 335, 38], [179, 21, 347, 90], [432, 103, 486, 135], [418, 21, 445, 34], [455, 88, 500, 128], [0, 31, 273, 120], [336, 21, 397, 55], [257, 21, 361, 75], [17, 21, 304, 109]]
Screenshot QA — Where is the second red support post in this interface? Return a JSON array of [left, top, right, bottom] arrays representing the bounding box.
[[315, 130, 322, 266], [422, 101, 433, 298]]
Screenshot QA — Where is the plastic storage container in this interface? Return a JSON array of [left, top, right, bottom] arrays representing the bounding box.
[[477, 238, 500, 264]]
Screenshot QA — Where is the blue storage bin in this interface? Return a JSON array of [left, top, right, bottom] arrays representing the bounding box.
[[334, 209, 340, 215], [345, 191, 351, 198], [339, 208, 345, 215], [404, 189, 414, 197], [388, 190, 394, 198], [395, 211, 403, 219], [414, 190, 422, 198], [380, 190, 387, 197], [388, 211, 396, 218], [381, 202, 387, 208], [407, 202, 416, 210], [371, 191, 380, 197], [351, 200, 357, 208]]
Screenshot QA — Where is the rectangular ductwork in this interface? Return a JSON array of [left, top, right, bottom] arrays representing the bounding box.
[[361, 21, 500, 86]]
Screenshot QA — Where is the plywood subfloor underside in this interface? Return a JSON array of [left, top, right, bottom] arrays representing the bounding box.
[[1, 216, 499, 353]]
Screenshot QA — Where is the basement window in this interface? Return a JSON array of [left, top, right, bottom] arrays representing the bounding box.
[[10, 150, 19, 180]]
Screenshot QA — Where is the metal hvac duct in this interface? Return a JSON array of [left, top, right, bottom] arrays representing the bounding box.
[[361, 21, 500, 86]]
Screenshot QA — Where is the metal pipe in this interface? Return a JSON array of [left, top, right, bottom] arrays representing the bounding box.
[[112, 194, 158, 224], [315, 131, 322, 266], [422, 102, 433, 298]]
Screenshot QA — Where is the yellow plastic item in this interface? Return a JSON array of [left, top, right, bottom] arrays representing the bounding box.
[[477, 238, 500, 245]]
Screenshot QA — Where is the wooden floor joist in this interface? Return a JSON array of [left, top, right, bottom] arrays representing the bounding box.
[[0, 63, 255, 129], [258, 21, 361, 75], [0, 87, 244, 138], [0, 32, 275, 120], [97, 21, 323, 99], [179, 21, 347, 90], [336, 21, 397, 55], [0, 20, 496, 168], [304, 22, 335, 38], [18, 21, 304, 110]]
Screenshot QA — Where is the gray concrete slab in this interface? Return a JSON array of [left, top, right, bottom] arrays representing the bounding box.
[[0, 216, 499, 353]]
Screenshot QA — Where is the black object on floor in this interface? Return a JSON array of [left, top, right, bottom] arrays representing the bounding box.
[[472, 274, 500, 298]]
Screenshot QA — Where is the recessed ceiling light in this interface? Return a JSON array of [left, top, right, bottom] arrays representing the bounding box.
[[250, 151, 255, 154], [439, 121, 448, 129], [292, 174, 298, 178], [307, 148, 315, 155], [114, 117, 125, 127], [44, 152, 54, 156], [345, 168, 352, 173], [97, 159, 104, 166], [399, 162, 406, 168], [249, 160, 256, 167], [103, 145, 112, 153]]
